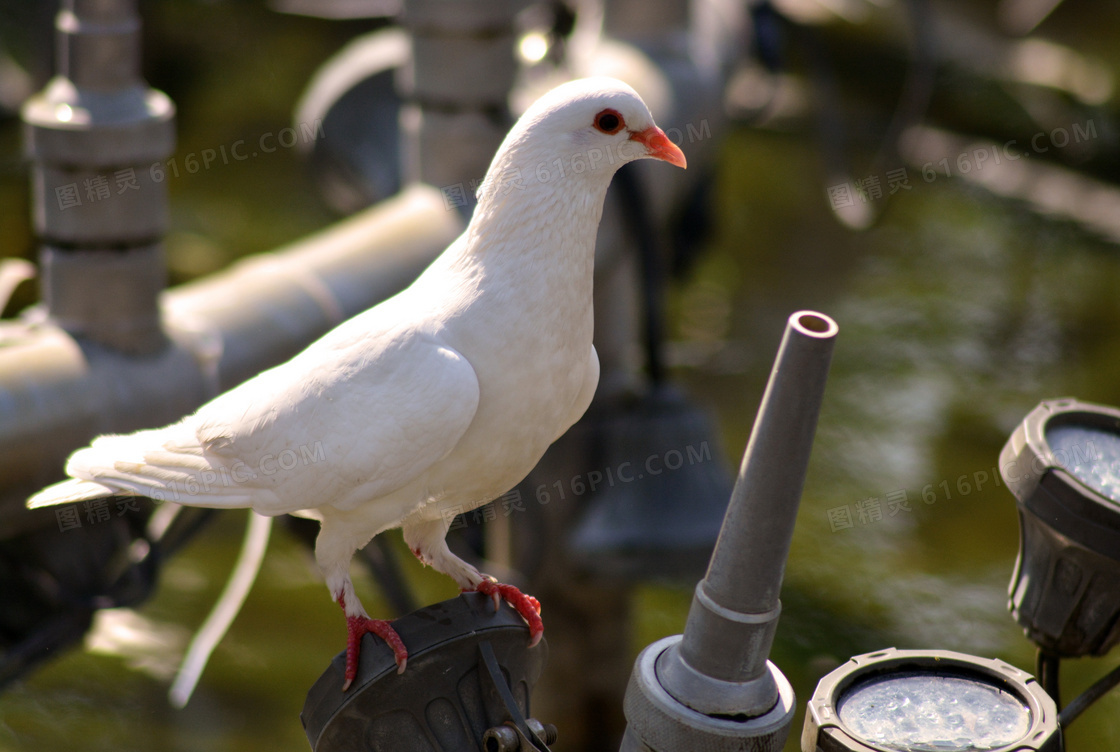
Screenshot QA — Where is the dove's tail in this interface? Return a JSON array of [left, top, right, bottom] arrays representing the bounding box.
[[26, 477, 117, 508], [26, 424, 276, 710], [27, 422, 256, 510]]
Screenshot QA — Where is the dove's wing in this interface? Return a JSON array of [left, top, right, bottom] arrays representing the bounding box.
[[200, 319, 481, 515], [35, 303, 481, 516]]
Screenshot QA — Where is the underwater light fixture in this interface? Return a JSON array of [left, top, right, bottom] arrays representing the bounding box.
[[801, 398, 1120, 751], [801, 649, 1061, 752], [999, 398, 1120, 660]]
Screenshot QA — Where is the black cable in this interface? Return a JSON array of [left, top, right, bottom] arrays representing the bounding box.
[[1036, 649, 1061, 709], [731, 0, 785, 125], [1059, 660, 1120, 728], [613, 163, 666, 387], [154, 505, 216, 558], [356, 534, 419, 617], [870, 0, 937, 177], [0, 608, 94, 692], [283, 514, 418, 617], [798, 0, 937, 222]]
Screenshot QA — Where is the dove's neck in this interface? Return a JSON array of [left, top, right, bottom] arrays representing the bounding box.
[[451, 145, 617, 299]]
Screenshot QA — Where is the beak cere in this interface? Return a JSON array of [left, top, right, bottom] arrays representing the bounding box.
[[629, 125, 687, 168]]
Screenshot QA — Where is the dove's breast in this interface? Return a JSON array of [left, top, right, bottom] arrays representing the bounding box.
[[414, 233, 599, 515]]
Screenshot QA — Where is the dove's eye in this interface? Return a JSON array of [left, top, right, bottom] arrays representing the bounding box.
[[593, 109, 624, 134]]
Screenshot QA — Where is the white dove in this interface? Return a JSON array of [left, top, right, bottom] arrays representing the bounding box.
[[28, 77, 686, 691]]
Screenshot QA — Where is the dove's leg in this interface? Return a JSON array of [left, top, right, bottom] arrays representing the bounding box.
[[401, 516, 543, 646], [316, 521, 408, 690], [335, 589, 408, 690]]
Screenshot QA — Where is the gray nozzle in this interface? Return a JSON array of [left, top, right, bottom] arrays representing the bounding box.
[[621, 311, 837, 751]]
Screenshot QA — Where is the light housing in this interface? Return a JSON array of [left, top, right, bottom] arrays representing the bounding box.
[[801, 648, 1061, 752], [302, 593, 551, 751], [1000, 398, 1120, 657]]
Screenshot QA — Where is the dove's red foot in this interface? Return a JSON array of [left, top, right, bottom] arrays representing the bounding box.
[[469, 579, 544, 647], [339, 599, 408, 691]]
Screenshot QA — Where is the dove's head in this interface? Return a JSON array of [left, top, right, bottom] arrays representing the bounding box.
[[476, 78, 686, 208], [518, 77, 686, 169]]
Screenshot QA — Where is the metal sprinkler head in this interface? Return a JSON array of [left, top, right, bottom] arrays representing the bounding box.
[[620, 310, 838, 752]]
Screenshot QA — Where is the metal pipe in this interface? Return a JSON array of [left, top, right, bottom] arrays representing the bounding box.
[[397, 0, 519, 191], [162, 185, 460, 389], [619, 311, 837, 751]]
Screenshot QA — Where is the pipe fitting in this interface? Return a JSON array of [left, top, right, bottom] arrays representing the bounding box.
[[22, 0, 175, 353], [396, 0, 519, 188]]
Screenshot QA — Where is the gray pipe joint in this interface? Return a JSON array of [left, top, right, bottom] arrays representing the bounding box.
[[22, 0, 176, 353], [397, 0, 520, 190]]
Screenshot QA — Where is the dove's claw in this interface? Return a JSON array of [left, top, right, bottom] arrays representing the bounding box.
[[342, 612, 408, 691], [473, 580, 544, 647]]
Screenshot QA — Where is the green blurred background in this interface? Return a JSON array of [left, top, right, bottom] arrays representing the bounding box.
[[2, 1, 1120, 750]]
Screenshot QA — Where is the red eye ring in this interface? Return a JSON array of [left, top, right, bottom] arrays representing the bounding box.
[[593, 108, 625, 135]]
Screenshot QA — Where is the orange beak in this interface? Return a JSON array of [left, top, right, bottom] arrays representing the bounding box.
[[629, 126, 687, 168]]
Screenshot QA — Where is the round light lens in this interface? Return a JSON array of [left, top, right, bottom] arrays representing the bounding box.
[[1045, 423, 1120, 504], [837, 673, 1032, 751]]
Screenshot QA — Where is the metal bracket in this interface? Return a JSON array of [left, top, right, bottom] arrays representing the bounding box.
[[479, 640, 552, 751]]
